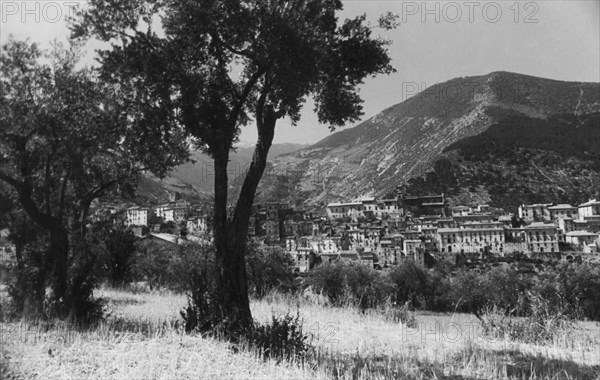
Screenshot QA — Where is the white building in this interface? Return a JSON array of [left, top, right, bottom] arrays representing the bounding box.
[[518, 203, 552, 222], [565, 231, 599, 248], [578, 199, 600, 220], [326, 202, 364, 220], [437, 227, 505, 254], [547, 204, 578, 221], [505, 222, 560, 253], [125, 207, 153, 226]]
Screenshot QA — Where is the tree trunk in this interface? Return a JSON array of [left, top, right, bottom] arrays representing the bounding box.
[[17, 188, 70, 313], [48, 226, 69, 308], [210, 106, 277, 334], [212, 150, 253, 332]]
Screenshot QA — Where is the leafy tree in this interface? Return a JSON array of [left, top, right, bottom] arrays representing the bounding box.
[[246, 242, 295, 298], [73, 0, 395, 330], [101, 227, 137, 287], [0, 39, 187, 319]]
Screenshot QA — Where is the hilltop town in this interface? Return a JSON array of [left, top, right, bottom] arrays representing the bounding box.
[[57, 191, 600, 275]]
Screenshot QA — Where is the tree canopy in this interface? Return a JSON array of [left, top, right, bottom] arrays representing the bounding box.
[[71, 0, 396, 331]]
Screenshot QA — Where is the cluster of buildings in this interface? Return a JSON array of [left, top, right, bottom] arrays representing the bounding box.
[[83, 192, 600, 273], [91, 192, 212, 239], [254, 195, 600, 273]]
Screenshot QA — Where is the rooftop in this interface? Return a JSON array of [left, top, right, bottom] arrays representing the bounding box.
[[547, 204, 575, 210], [565, 231, 598, 236]]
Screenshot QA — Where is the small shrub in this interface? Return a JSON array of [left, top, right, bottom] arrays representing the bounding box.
[[179, 248, 221, 333], [246, 243, 296, 299], [479, 295, 573, 344], [308, 260, 394, 309], [248, 310, 312, 362], [380, 300, 418, 328]]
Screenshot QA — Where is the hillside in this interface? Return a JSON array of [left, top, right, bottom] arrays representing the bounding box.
[[250, 71, 600, 211], [134, 143, 306, 204]]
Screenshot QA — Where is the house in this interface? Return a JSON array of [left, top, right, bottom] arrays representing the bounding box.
[[376, 198, 401, 218], [558, 218, 574, 234], [583, 215, 600, 233], [437, 227, 505, 254], [360, 198, 378, 217], [452, 205, 471, 217], [377, 238, 403, 267], [518, 203, 552, 223], [326, 202, 364, 221], [186, 216, 209, 235], [283, 219, 301, 237], [125, 206, 153, 226], [262, 219, 280, 242], [403, 239, 426, 267], [453, 214, 496, 225], [294, 248, 314, 273], [400, 193, 448, 217], [565, 231, 599, 248], [547, 204, 578, 221], [505, 222, 560, 253], [474, 204, 491, 214], [578, 199, 600, 219]]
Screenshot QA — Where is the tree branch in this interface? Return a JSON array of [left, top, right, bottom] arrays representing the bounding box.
[[228, 67, 267, 131], [0, 171, 24, 190]]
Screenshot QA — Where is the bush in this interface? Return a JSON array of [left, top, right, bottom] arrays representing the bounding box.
[[480, 294, 573, 344], [131, 239, 178, 290], [6, 247, 47, 320], [246, 243, 296, 299], [101, 228, 137, 287], [248, 310, 312, 362], [179, 247, 221, 333], [389, 261, 430, 309], [132, 240, 209, 292], [308, 260, 394, 309], [380, 300, 418, 328]]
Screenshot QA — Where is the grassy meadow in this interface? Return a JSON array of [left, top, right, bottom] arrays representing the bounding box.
[[1, 286, 599, 379]]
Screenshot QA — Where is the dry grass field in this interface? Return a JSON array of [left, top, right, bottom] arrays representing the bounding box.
[[1, 287, 599, 379]]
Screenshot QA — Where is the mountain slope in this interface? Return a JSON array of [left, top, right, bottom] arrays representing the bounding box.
[[134, 143, 306, 204], [253, 72, 600, 209]]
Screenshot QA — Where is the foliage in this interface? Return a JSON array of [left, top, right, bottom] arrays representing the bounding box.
[[308, 260, 395, 309], [401, 113, 600, 211], [448, 262, 600, 322], [0, 38, 187, 320], [306, 258, 600, 325], [94, 226, 137, 287], [388, 261, 431, 309], [132, 240, 210, 292], [479, 295, 574, 344], [74, 0, 396, 329], [246, 242, 296, 299], [179, 247, 221, 334], [248, 310, 312, 363], [380, 300, 417, 328]]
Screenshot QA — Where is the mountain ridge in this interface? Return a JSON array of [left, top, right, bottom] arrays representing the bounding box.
[[249, 71, 600, 210]]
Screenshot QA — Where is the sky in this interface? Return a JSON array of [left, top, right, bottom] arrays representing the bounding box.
[[1, 0, 599, 146]]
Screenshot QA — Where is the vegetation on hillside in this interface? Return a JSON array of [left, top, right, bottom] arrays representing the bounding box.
[[399, 112, 600, 210]]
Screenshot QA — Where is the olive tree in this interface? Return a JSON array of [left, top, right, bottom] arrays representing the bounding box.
[[73, 0, 395, 330]]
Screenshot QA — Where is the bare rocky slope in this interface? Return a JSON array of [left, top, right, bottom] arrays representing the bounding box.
[[249, 71, 600, 211]]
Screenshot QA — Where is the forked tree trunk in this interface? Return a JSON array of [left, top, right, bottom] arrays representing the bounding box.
[[212, 151, 253, 331], [211, 110, 276, 333]]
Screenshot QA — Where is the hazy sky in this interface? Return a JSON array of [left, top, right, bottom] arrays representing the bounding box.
[[2, 1, 599, 145]]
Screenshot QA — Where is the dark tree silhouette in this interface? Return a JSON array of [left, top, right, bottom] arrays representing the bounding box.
[[0, 40, 186, 318], [73, 0, 396, 330]]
